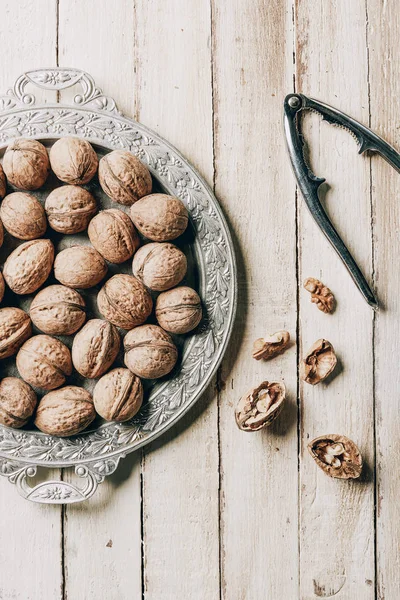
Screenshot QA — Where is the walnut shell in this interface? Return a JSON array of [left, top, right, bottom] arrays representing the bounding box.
[[35, 386, 95, 437], [3, 239, 54, 295], [308, 434, 362, 479], [0, 272, 4, 304], [54, 245, 107, 289], [0, 307, 32, 359], [30, 284, 86, 335], [93, 368, 143, 422], [17, 334, 72, 390], [124, 324, 178, 379], [156, 286, 202, 334], [97, 274, 153, 330], [98, 150, 152, 206], [72, 319, 120, 379], [252, 331, 290, 361], [235, 381, 286, 431], [3, 139, 49, 190], [132, 242, 187, 291], [88, 208, 139, 264], [49, 137, 98, 185], [0, 192, 47, 240], [0, 377, 37, 428], [45, 185, 97, 234], [300, 339, 337, 385], [130, 194, 188, 241], [0, 163, 6, 199]]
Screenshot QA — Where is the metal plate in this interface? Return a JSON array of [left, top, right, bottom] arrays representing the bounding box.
[[0, 69, 237, 503]]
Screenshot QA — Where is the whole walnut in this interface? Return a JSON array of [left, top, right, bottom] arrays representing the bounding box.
[[35, 386, 96, 437], [30, 284, 86, 335], [3, 139, 49, 190], [0, 377, 37, 428], [88, 208, 140, 264], [97, 274, 153, 330], [3, 239, 54, 295], [0, 192, 47, 240], [54, 245, 107, 289], [93, 368, 143, 422], [0, 307, 32, 359], [130, 194, 188, 241], [124, 324, 178, 379], [49, 137, 98, 185], [132, 242, 187, 291], [45, 185, 97, 234], [0, 163, 6, 199], [0, 272, 4, 304], [156, 286, 202, 334], [72, 319, 120, 378], [98, 150, 152, 206], [17, 334, 72, 390]]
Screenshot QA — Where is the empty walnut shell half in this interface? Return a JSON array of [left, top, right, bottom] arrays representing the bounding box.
[[300, 339, 337, 385], [45, 185, 97, 234], [93, 368, 143, 422], [252, 330, 290, 361], [17, 334, 72, 391], [304, 277, 335, 314], [30, 284, 86, 336], [49, 137, 98, 185], [308, 434, 362, 479], [3, 138, 50, 190], [0, 163, 6, 199], [0, 377, 37, 428], [0, 192, 47, 240], [99, 150, 152, 206], [235, 381, 285, 431]]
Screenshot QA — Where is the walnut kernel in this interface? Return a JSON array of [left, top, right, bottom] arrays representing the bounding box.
[[304, 277, 335, 313], [300, 339, 337, 385], [308, 434, 362, 479], [235, 381, 285, 431], [252, 330, 290, 361]]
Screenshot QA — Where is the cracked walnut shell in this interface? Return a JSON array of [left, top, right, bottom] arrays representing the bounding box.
[[130, 194, 188, 241], [49, 137, 98, 185], [132, 242, 187, 291], [35, 386, 96, 437], [308, 434, 362, 479], [252, 330, 290, 361], [304, 277, 335, 313], [235, 381, 285, 431], [0, 163, 6, 199], [99, 150, 152, 206], [30, 285, 86, 336], [72, 319, 120, 379], [97, 274, 153, 330], [93, 368, 143, 422], [88, 208, 139, 264], [54, 245, 107, 289], [0, 307, 32, 359], [3, 138, 49, 190], [3, 239, 54, 295], [0, 192, 47, 240], [124, 324, 178, 379], [156, 286, 202, 334], [17, 334, 72, 390], [0, 377, 37, 428], [45, 186, 97, 234], [300, 339, 337, 385]]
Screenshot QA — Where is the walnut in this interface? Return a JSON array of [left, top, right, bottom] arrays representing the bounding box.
[[0, 192, 47, 240], [304, 277, 335, 313], [235, 381, 285, 431], [124, 324, 178, 379], [300, 339, 337, 385], [3, 239, 54, 295], [72, 319, 120, 379], [2, 138, 49, 190], [252, 330, 290, 361], [30, 284, 86, 336], [88, 208, 139, 264], [34, 386, 96, 437], [49, 137, 98, 185], [156, 286, 202, 334], [93, 368, 143, 422], [130, 194, 188, 241], [132, 242, 187, 291], [0, 272, 4, 304], [97, 274, 153, 330], [45, 185, 97, 234], [0, 307, 32, 359], [54, 245, 107, 289], [17, 334, 72, 390], [308, 434, 362, 479], [0, 163, 6, 199], [98, 150, 152, 206], [0, 377, 37, 428]]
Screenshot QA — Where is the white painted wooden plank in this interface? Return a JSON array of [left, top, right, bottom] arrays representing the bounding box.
[[213, 1, 299, 598], [295, 1, 375, 597]]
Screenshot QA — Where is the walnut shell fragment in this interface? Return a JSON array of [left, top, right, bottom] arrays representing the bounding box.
[[0, 377, 37, 428], [1, 192, 47, 240], [300, 339, 337, 385], [49, 137, 98, 185], [93, 368, 143, 422], [252, 330, 290, 361], [35, 386, 96, 437], [54, 246, 107, 289], [3, 239, 54, 295], [308, 434, 362, 479], [124, 324, 178, 379], [88, 208, 140, 264], [99, 150, 152, 206], [0, 163, 6, 199], [0, 307, 32, 359], [235, 380, 285, 431], [17, 334, 72, 390], [72, 319, 120, 379], [130, 194, 188, 241], [304, 277, 335, 314], [3, 138, 50, 190], [30, 285, 86, 336], [45, 186, 97, 234]]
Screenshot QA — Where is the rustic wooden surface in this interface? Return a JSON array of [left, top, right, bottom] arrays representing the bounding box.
[[0, 1, 398, 598]]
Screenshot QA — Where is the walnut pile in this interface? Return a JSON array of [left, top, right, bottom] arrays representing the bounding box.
[[304, 277, 335, 313]]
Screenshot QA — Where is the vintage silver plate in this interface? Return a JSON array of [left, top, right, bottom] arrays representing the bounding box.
[[0, 68, 236, 504]]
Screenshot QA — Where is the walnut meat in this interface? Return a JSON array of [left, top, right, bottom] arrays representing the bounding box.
[[88, 208, 139, 264], [30, 284, 86, 335], [72, 319, 120, 379], [3, 239, 54, 295], [0, 377, 37, 428], [93, 368, 143, 422], [49, 137, 98, 185], [35, 386, 96, 437], [54, 246, 107, 289], [124, 324, 178, 379], [0, 163, 6, 199], [308, 434, 362, 479], [156, 286, 202, 334], [235, 381, 286, 431], [132, 242, 187, 291], [130, 194, 188, 241], [252, 331, 290, 361], [0, 272, 4, 304], [3, 138, 49, 190], [304, 277, 335, 313], [0, 192, 47, 240], [99, 150, 152, 206], [0, 307, 32, 359], [300, 339, 337, 385], [45, 186, 97, 234], [97, 274, 153, 330], [17, 334, 72, 390]]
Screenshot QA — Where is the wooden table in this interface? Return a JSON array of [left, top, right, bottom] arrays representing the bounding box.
[[0, 1, 398, 598]]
